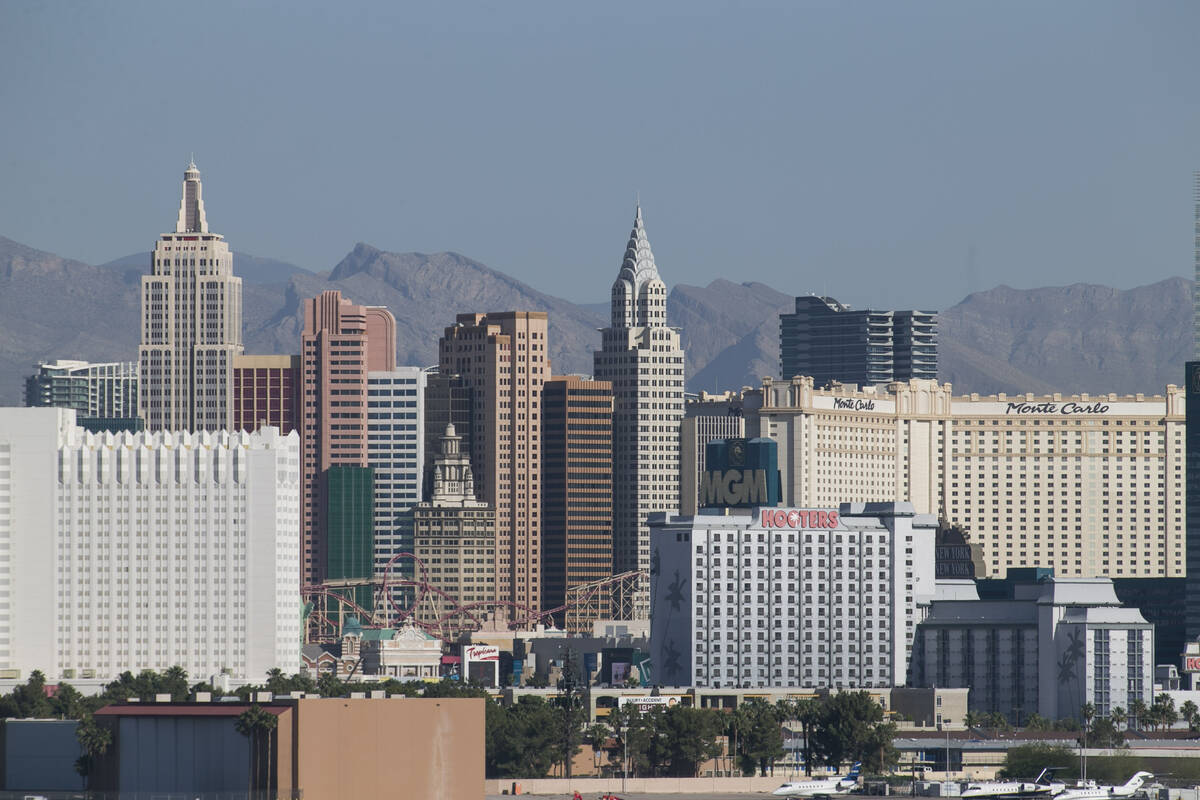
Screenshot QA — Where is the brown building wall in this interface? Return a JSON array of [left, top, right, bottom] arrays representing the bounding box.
[[290, 697, 484, 800], [438, 311, 549, 613], [542, 376, 614, 628], [233, 354, 300, 434]]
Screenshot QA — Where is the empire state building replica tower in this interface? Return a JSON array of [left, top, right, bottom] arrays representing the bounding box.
[[139, 162, 243, 432], [594, 205, 685, 615]]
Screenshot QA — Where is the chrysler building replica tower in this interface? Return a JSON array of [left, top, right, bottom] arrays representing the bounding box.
[[139, 162, 243, 431], [594, 206, 685, 615]]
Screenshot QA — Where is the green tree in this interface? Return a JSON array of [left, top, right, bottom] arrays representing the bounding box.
[[316, 671, 346, 697], [660, 706, 726, 777], [810, 691, 897, 772], [1181, 700, 1198, 731], [999, 744, 1078, 780], [1110, 707, 1127, 732], [235, 705, 279, 795], [1025, 713, 1051, 731], [485, 696, 561, 778], [584, 722, 611, 773], [1086, 717, 1124, 749], [1152, 694, 1178, 730], [1128, 697, 1148, 731], [74, 715, 112, 778], [739, 698, 784, 776]]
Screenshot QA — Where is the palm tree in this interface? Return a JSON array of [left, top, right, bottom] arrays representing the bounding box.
[[1110, 707, 1127, 732], [235, 705, 279, 797], [1155, 694, 1178, 730], [1129, 698, 1148, 732], [74, 716, 112, 780], [1181, 700, 1198, 732], [584, 722, 610, 774]]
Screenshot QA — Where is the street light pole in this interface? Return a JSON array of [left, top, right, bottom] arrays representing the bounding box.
[[622, 725, 628, 794], [945, 719, 952, 781]]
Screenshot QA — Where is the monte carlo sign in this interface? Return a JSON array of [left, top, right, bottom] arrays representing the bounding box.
[[699, 437, 782, 509]]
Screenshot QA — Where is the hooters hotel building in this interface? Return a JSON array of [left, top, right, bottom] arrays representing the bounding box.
[[650, 436, 938, 689], [742, 376, 1186, 580]]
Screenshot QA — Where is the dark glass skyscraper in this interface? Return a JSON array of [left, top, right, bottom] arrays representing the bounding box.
[[1185, 361, 1200, 641], [779, 296, 937, 387]]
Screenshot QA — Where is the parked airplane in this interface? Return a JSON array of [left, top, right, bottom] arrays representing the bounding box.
[[961, 769, 1062, 800], [772, 762, 862, 797], [1054, 772, 1154, 800]]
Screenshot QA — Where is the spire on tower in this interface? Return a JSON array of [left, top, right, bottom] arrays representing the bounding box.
[[176, 159, 208, 233], [620, 202, 658, 284]]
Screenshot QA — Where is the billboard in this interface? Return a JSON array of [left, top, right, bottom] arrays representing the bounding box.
[[700, 437, 781, 509], [618, 695, 681, 712]]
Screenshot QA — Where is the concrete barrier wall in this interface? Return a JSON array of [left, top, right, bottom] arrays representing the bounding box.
[[486, 775, 787, 795]]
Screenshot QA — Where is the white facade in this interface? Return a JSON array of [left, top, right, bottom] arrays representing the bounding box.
[[912, 578, 1154, 722], [748, 377, 1186, 579], [0, 408, 300, 682], [139, 162, 244, 433], [594, 206, 685, 614], [367, 368, 426, 592], [649, 502, 937, 689]]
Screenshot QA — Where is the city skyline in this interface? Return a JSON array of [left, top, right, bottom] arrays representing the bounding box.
[[2, 2, 1200, 313]]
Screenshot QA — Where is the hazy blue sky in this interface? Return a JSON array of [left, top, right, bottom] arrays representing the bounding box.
[[2, 1, 1199, 310]]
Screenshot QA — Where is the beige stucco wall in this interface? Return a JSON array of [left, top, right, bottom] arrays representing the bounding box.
[[291, 697, 484, 800]]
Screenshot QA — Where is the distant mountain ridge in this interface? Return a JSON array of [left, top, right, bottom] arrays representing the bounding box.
[[0, 233, 1191, 407]]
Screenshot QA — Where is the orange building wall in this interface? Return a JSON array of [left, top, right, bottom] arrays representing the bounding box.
[[290, 697, 484, 800]]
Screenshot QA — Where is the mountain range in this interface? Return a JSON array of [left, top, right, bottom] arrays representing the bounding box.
[[0, 234, 1191, 407]]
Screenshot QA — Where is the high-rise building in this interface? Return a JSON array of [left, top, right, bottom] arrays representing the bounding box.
[[542, 375, 613, 628], [412, 424, 497, 633], [650, 502, 937, 689], [233, 354, 300, 434], [24, 360, 139, 421], [746, 376, 1186, 580], [423, 371, 473, 501], [911, 576, 1153, 723], [367, 367, 426, 598], [439, 312, 549, 612], [1185, 361, 1200, 640], [139, 161, 243, 432], [779, 296, 936, 387], [680, 392, 746, 516], [301, 290, 395, 586], [593, 206, 685, 615], [0, 408, 300, 681], [323, 465, 376, 611]]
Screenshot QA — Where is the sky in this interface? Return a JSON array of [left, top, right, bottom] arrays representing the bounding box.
[[2, 0, 1199, 311]]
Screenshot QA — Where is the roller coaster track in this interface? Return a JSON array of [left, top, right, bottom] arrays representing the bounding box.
[[300, 553, 647, 643]]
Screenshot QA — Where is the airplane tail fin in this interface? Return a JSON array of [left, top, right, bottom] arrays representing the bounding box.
[[1125, 772, 1152, 790]]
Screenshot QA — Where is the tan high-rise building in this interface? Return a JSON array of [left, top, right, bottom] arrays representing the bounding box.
[[301, 290, 395, 586], [542, 375, 613, 629], [593, 206, 685, 615], [439, 312, 549, 613], [139, 161, 243, 432], [413, 424, 496, 633]]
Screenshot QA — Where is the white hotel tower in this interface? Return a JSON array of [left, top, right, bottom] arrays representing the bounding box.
[[0, 408, 300, 682], [594, 206, 686, 614], [139, 161, 243, 432]]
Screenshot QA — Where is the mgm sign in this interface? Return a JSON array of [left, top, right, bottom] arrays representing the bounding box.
[[699, 437, 782, 509]]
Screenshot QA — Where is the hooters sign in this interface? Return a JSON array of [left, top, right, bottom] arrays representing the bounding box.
[[760, 508, 841, 529]]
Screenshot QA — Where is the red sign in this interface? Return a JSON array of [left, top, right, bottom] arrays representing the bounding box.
[[760, 509, 840, 530], [1184, 656, 1200, 673]]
